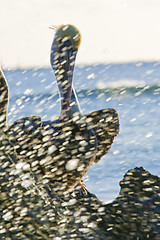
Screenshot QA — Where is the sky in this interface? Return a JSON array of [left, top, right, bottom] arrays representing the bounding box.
[[1, 0, 160, 68]]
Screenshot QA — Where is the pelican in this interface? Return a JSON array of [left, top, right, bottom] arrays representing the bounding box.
[[5, 24, 119, 193]]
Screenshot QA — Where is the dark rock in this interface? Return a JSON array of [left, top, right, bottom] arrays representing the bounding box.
[[0, 136, 159, 240]]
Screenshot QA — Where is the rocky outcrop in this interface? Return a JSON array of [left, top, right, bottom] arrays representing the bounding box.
[[0, 132, 159, 240]]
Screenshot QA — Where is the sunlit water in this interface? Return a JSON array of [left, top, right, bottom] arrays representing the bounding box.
[[4, 62, 160, 201]]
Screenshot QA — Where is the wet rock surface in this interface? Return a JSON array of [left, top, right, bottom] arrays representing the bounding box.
[[0, 136, 159, 240]]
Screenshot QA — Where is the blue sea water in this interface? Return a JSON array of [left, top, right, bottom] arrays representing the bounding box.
[[4, 62, 160, 202]]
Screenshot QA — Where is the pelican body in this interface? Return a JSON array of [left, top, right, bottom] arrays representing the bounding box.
[[4, 24, 119, 192]]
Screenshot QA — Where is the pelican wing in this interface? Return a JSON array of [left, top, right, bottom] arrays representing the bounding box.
[[85, 108, 120, 163]]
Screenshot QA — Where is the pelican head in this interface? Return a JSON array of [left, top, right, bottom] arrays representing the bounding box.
[[50, 24, 81, 52], [50, 24, 81, 121]]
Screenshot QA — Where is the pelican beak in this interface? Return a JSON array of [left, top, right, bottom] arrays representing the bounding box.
[[50, 24, 81, 121], [60, 39, 77, 114], [51, 38, 77, 121], [56, 37, 77, 89]]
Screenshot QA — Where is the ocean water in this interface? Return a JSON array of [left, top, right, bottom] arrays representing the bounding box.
[[4, 62, 160, 202]]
